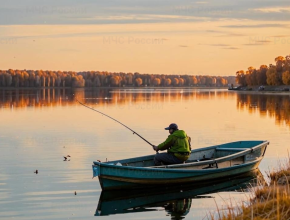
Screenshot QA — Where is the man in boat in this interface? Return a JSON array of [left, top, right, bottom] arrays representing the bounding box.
[[153, 123, 191, 166]]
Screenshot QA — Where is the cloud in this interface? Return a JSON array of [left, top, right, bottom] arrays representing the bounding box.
[[199, 43, 240, 50], [217, 33, 245, 37], [243, 43, 264, 46], [252, 7, 290, 13], [271, 35, 290, 38], [1, 0, 290, 25], [211, 44, 230, 46], [223, 47, 239, 50], [79, 14, 207, 23], [200, 43, 230, 47], [205, 30, 245, 37], [220, 24, 289, 29], [256, 40, 272, 43], [205, 30, 224, 33], [59, 48, 80, 52]]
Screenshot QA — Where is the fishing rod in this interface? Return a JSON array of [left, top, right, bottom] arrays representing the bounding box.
[[77, 100, 154, 147]]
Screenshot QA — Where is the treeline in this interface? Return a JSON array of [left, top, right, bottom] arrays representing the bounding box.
[[236, 55, 290, 86], [0, 69, 235, 88]]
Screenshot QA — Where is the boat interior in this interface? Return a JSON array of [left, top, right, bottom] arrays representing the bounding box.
[[96, 141, 268, 169]]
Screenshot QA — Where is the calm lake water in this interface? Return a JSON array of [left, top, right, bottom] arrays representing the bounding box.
[[0, 88, 290, 220]]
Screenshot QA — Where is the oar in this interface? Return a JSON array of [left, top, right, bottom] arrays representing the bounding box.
[[77, 100, 155, 148]]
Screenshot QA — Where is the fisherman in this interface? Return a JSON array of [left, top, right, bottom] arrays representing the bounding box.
[[153, 123, 191, 166]]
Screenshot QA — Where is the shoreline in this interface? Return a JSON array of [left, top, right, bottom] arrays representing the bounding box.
[[0, 86, 228, 90], [229, 90, 290, 95], [229, 85, 290, 91], [1, 86, 290, 95], [215, 161, 290, 220]]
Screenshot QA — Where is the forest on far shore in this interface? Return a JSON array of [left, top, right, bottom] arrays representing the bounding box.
[[236, 54, 290, 86], [0, 69, 235, 88]]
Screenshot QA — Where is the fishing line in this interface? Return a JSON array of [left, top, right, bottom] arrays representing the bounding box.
[[77, 100, 154, 147]]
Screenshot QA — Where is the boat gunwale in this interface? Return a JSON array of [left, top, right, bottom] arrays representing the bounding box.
[[97, 157, 262, 175], [93, 141, 269, 171]]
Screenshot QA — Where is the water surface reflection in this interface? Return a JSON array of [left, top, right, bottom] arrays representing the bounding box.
[[1, 88, 290, 129], [96, 170, 264, 219], [237, 93, 290, 128], [0, 88, 289, 219], [0, 88, 233, 109]]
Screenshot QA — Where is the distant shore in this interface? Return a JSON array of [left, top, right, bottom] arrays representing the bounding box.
[[0, 86, 228, 90], [228, 85, 290, 94]]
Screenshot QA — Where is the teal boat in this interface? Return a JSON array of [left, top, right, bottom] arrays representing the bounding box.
[[92, 141, 269, 190]]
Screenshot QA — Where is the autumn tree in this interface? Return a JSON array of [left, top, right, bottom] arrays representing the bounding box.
[[153, 78, 161, 86], [205, 76, 214, 86], [192, 76, 198, 85], [236, 70, 246, 86], [266, 66, 279, 85], [93, 76, 101, 87], [257, 65, 268, 85], [221, 78, 228, 86], [275, 56, 285, 73], [172, 78, 179, 86], [0, 72, 5, 86], [110, 76, 121, 86], [29, 71, 36, 87], [282, 71, 290, 85], [135, 78, 143, 86], [165, 78, 171, 86], [179, 78, 185, 86], [200, 76, 206, 85], [125, 73, 132, 85]]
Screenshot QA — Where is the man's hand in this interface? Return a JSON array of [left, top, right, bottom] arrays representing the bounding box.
[[152, 145, 159, 151]]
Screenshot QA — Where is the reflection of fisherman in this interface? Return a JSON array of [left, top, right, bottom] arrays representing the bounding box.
[[164, 199, 192, 220], [153, 123, 191, 166]]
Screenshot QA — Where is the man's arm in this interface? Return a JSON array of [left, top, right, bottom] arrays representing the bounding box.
[[157, 135, 174, 151], [187, 136, 192, 150]]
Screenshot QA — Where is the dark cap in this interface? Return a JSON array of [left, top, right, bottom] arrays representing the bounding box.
[[165, 123, 178, 130]]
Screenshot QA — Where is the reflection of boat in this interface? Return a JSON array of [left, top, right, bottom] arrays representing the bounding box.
[[92, 141, 269, 190], [95, 170, 264, 216]]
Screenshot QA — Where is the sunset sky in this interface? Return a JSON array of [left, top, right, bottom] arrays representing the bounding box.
[[1, 0, 290, 76]]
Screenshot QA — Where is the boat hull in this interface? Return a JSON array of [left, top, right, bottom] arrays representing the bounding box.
[[97, 159, 261, 190]]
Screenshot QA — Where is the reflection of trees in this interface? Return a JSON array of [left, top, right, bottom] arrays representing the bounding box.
[[0, 89, 75, 109], [0, 89, 233, 109], [237, 94, 290, 127]]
